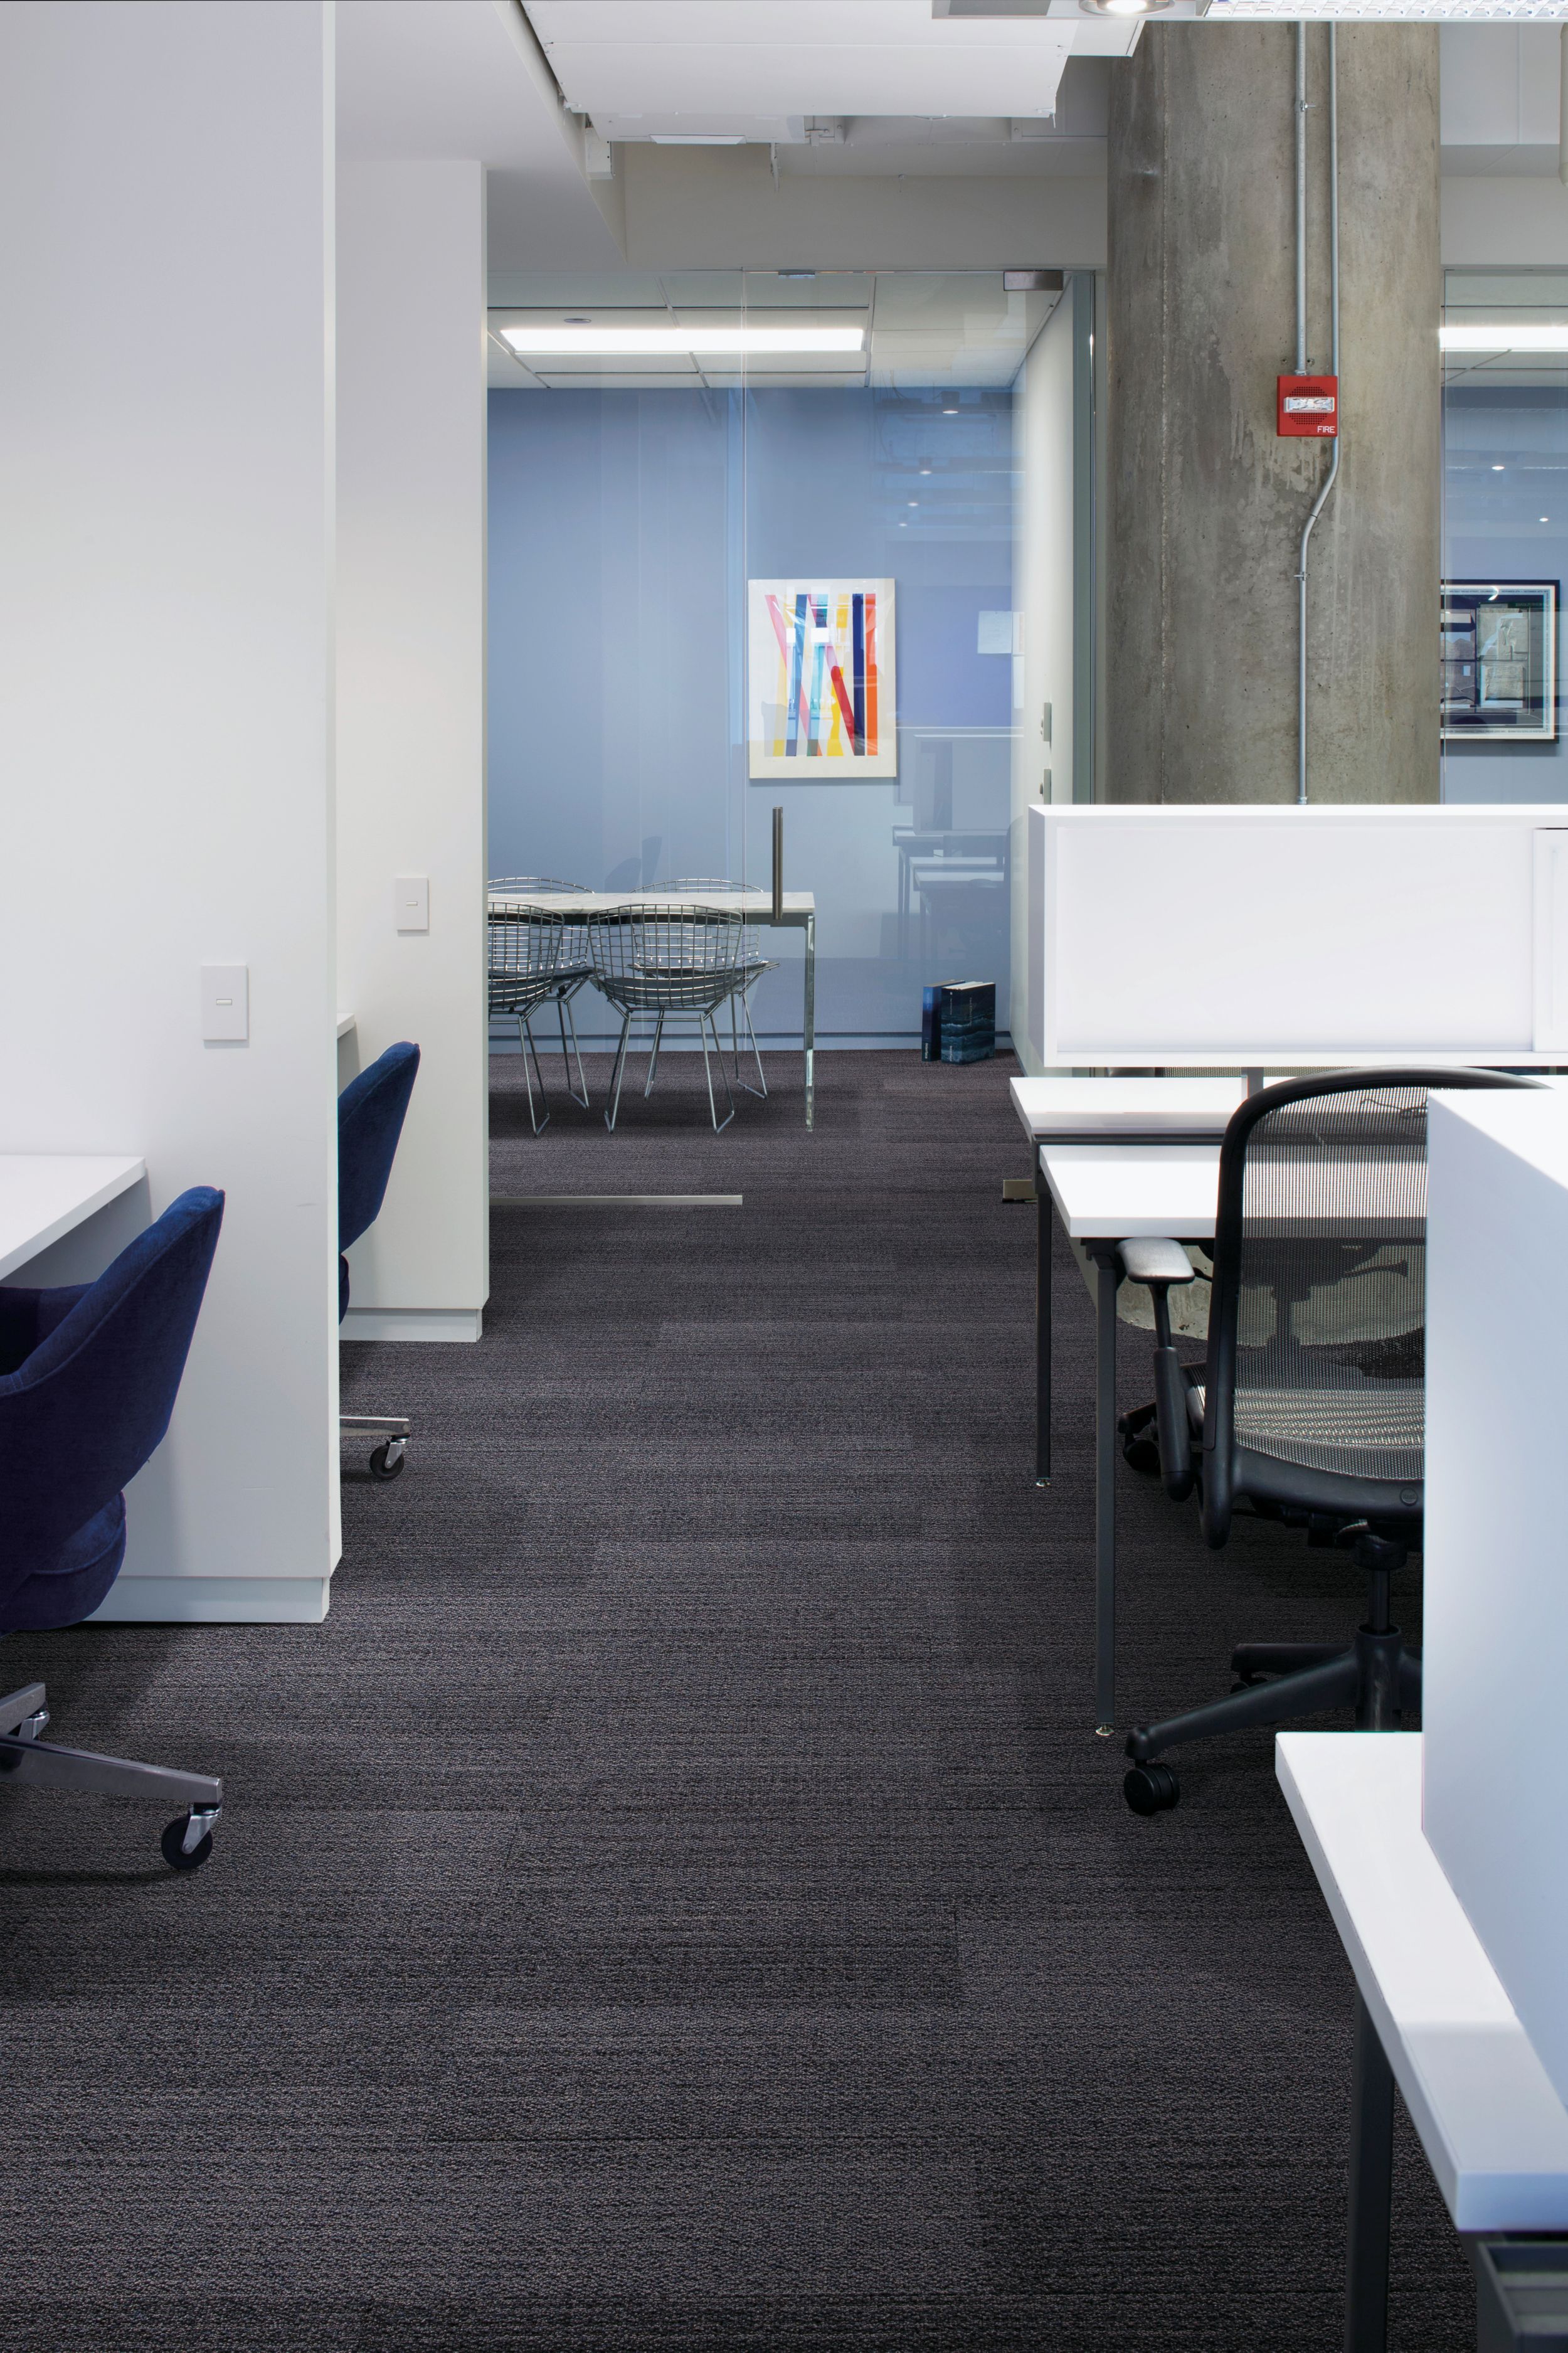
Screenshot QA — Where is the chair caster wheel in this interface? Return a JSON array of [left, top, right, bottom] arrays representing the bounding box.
[[1123, 1761, 1180, 1816], [368, 1442, 405, 1482], [161, 1815, 215, 1872], [1121, 1434, 1161, 1476]]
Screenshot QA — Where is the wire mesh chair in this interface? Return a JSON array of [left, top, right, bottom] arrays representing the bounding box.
[[486, 903, 565, 1134], [1118, 1068, 1539, 1814], [585, 905, 748, 1132], [489, 878, 593, 1108], [665, 878, 777, 1099]]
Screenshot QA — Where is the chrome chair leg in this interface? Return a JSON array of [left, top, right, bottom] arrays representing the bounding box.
[[734, 985, 768, 1098], [519, 1009, 549, 1134], [605, 1011, 633, 1131], [699, 1009, 736, 1133], [644, 1009, 667, 1097], [557, 986, 591, 1110]]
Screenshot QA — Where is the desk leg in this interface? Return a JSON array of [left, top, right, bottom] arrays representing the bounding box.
[[1093, 1249, 1119, 1734], [1034, 1169, 1052, 1486], [803, 913, 816, 1132], [1345, 1992, 1394, 2353]]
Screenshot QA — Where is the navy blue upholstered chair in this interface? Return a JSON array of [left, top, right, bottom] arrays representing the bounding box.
[[0, 1185, 227, 1871], [338, 1040, 420, 1480]]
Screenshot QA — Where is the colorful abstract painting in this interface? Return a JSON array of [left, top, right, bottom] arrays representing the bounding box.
[[747, 578, 897, 780]]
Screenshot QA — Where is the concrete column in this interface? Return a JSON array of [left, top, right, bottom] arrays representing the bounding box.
[[1106, 25, 1440, 804]]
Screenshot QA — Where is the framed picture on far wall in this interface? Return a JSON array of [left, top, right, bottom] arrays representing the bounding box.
[[747, 578, 898, 779], [1441, 580, 1557, 742]]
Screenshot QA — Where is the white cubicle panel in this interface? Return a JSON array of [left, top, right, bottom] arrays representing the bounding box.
[[1424, 1089, 1568, 2119], [1025, 804, 1568, 1068]]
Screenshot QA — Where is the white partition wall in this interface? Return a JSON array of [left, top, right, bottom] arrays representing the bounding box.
[[1424, 1088, 1568, 2115], [336, 157, 489, 1341], [0, 0, 339, 1621], [1027, 803, 1568, 1067], [1009, 289, 1078, 1071]]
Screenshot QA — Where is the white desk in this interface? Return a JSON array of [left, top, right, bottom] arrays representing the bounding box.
[[490, 888, 819, 1129], [0, 1154, 146, 1283], [1010, 1080, 1242, 1489], [1036, 1139, 1222, 1731], [1278, 1734, 1568, 2347], [1009, 1076, 1246, 1144]]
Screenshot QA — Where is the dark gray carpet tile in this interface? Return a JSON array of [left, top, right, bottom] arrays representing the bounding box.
[[0, 1051, 1473, 2347], [9, 2303, 363, 2353]]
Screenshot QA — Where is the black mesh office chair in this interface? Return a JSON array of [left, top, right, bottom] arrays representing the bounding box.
[[1120, 1068, 1537, 1816]]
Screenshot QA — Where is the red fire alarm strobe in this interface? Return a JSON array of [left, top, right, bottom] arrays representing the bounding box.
[[1278, 374, 1338, 437]]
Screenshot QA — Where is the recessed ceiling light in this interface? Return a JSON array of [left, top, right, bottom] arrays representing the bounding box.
[[501, 324, 866, 357], [1441, 325, 1568, 353], [908, 499, 918, 508], [1542, 516, 1551, 523], [943, 405, 959, 415], [1493, 464, 1506, 472], [1078, 0, 1170, 16]]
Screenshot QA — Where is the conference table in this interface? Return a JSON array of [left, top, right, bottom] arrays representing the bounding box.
[[490, 888, 819, 1130], [1036, 1137, 1223, 1734]]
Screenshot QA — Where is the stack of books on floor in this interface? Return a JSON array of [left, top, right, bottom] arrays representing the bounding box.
[[921, 980, 997, 1064]]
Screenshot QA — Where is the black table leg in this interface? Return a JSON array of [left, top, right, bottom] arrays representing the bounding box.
[[1034, 1166, 1052, 1486], [1345, 1991, 1395, 2353], [1089, 1243, 1120, 1734]]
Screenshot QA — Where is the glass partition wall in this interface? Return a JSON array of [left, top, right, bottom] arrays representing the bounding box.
[[487, 268, 1052, 1051], [1441, 268, 1568, 803]]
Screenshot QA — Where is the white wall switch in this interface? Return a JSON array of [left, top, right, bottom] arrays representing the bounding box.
[[395, 875, 429, 932], [201, 964, 248, 1043]]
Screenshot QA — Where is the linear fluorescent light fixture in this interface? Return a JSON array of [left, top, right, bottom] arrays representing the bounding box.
[[1440, 325, 1568, 353], [501, 325, 866, 358]]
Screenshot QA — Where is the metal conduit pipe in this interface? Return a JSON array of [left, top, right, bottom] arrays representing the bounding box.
[[1297, 22, 1340, 807], [1295, 22, 1308, 376]]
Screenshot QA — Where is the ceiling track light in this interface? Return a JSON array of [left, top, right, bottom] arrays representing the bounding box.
[[501, 326, 866, 358], [1440, 325, 1568, 353]]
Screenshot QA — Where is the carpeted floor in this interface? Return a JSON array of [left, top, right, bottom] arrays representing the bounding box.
[[0, 1049, 1471, 2350]]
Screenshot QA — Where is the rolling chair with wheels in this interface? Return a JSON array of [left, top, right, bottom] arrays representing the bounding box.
[[1118, 1068, 1536, 1816], [339, 1040, 420, 1480], [0, 1186, 226, 1871]]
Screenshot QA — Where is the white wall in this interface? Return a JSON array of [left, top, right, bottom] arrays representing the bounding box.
[[336, 159, 489, 1341], [0, 0, 339, 1622], [1009, 292, 1078, 1073]]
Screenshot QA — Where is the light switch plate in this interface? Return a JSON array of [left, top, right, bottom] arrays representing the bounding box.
[[201, 964, 248, 1043], [395, 875, 430, 933]]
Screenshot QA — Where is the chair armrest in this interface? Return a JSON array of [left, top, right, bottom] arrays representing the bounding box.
[[1116, 1238, 1195, 1287]]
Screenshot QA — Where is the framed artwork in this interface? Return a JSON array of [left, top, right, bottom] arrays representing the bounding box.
[[1441, 581, 1557, 742], [747, 578, 897, 779]]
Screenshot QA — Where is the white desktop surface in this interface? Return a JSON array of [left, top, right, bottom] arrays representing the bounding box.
[[1010, 1076, 1245, 1142], [1037, 1142, 1221, 1240], [489, 888, 815, 920], [0, 1154, 146, 1282], [1277, 1732, 1568, 2232]]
